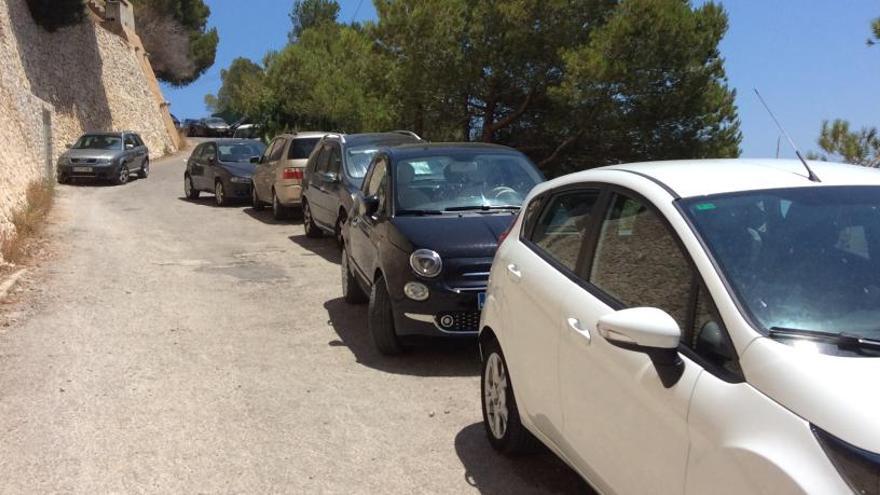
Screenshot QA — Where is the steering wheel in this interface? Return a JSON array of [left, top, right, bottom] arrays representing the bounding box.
[[490, 186, 519, 202]]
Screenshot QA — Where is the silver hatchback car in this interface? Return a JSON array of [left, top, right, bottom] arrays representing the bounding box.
[[251, 131, 327, 220]]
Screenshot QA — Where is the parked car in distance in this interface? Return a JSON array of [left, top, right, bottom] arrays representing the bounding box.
[[341, 143, 544, 355], [184, 139, 266, 206], [182, 119, 198, 136], [233, 123, 261, 140], [251, 131, 326, 220], [479, 159, 880, 494], [190, 117, 230, 137], [302, 131, 423, 245], [57, 131, 149, 185]]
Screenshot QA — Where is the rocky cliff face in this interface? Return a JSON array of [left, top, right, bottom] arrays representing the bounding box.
[[0, 0, 177, 242]]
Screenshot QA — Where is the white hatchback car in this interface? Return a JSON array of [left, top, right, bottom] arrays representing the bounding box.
[[480, 159, 880, 494]]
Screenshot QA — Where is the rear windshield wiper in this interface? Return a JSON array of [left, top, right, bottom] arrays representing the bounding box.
[[397, 209, 445, 216], [769, 327, 880, 351], [444, 205, 521, 212]]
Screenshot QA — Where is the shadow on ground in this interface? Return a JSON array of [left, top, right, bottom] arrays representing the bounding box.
[[61, 177, 145, 188], [176, 196, 255, 209], [243, 207, 303, 225], [289, 234, 340, 264], [455, 423, 592, 494], [324, 297, 480, 377]]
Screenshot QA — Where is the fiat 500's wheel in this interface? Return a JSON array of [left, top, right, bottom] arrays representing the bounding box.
[[341, 248, 368, 304], [368, 276, 403, 355]]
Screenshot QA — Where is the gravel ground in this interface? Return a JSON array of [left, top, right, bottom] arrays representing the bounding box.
[[0, 148, 589, 494]]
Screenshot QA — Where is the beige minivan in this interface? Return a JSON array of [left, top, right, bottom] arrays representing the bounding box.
[[251, 131, 326, 220]]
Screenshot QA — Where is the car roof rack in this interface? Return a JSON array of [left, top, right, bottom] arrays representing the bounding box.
[[391, 130, 422, 140], [322, 133, 345, 143]]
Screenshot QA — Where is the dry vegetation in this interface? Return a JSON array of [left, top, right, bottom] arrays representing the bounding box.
[[177, 129, 190, 150], [1, 180, 54, 265]]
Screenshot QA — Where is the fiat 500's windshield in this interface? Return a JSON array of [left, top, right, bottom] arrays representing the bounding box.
[[683, 186, 880, 341], [395, 152, 542, 213]]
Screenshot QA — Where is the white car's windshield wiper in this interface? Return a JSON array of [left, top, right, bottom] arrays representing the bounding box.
[[444, 205, 521, 212], [769, 327, 880, 351]]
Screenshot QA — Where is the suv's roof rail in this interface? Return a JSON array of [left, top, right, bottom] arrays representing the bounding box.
[[322, 133, 345, 143], [392, 130, 422, 140]]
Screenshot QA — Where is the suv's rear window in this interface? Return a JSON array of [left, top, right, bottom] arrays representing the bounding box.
[[289, 138, 320, 159]]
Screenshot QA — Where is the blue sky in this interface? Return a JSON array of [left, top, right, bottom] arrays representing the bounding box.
[[162, 0, 879, 158]]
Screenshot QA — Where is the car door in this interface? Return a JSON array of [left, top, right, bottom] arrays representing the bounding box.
[[500, 187, 603, 448], [311, 143, 341, 227], [267, 137, 288, 193], [349, 155, 389, 282], [132, 134, 148, 167], [558, 189, 704, 495], [254, 138, 279, 201], [189, 144, 206, 189], [123, 134, 138, 167], [199, 143, 219, 190]]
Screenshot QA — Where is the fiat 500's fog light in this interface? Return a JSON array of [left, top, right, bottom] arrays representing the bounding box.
[[404, 282, 430, 301], [410, 249, 442, 278]]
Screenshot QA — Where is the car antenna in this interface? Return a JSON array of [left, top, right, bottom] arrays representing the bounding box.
[[754, 88, 820, 182]]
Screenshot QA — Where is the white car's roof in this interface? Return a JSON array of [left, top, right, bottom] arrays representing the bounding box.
[[556, 159, 880, 198]]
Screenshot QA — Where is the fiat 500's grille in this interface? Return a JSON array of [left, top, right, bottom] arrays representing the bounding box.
[[435, 311, 481, 333]]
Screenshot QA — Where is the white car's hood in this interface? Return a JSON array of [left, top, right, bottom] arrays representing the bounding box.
[[742, 337, 880, 452]]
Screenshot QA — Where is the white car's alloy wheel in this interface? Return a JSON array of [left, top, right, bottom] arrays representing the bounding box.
[[484, 352, 509, 439]]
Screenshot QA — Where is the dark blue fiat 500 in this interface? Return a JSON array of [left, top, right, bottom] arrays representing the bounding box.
[[341, 143, 544, 355]]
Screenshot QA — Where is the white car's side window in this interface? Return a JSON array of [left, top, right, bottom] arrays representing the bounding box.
[[590, 193, 693, 327], [528, 190, 600, 272], [589, 192, 740, 376]]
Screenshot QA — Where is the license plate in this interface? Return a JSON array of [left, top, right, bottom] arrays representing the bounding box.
[[477, 292, 487, 310], [72, 166, 93, 173]]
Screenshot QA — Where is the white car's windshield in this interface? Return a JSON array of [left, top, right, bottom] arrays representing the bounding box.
[[683, 186, 880, 341], [395, 152, 543, 213], [73, 135, 122, 150]]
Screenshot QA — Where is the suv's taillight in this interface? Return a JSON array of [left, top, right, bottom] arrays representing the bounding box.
[[281, 167, 304, 181], [498, 210, 521, 245]]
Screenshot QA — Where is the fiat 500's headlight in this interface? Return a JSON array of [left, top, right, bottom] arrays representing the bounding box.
[[410, 249, 442, 278]]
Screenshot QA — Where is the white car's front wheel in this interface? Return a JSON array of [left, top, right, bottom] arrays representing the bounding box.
[[481, 338, 537, 455]]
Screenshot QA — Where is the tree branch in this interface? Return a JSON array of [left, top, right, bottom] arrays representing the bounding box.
[[538, 131, 583, 170], [481, 88, 536, 142]]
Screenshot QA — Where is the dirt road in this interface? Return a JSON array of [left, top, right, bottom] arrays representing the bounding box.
[[0, 149, 587, 493]]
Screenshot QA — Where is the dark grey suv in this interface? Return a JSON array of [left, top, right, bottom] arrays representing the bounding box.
[[57, 132, 149, 185], [302, 131, 422, 245]]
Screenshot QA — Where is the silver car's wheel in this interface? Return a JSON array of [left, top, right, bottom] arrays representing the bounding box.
[[484, 352, 509, 440], [115, 165, 129, 185]]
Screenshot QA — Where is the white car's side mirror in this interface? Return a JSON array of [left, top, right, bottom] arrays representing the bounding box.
[[598, 307, 684, 388], [598, 307, 681, 350]]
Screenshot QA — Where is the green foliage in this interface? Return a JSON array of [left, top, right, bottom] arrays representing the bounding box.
[[205, 58, 266, 123], [25, 0, 86, 32], [871, 17, 880, 45], [265, 23, 398, 134], [210, 0, 740, 174], [289, 0, 340, 42], [811, 120, 880, 167], [554, 0, 741, 170], [132, 0, 218, 85]]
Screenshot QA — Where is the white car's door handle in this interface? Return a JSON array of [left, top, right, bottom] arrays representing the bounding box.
[[506, 264, 522, 280], [567, 317, 591, 344]]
